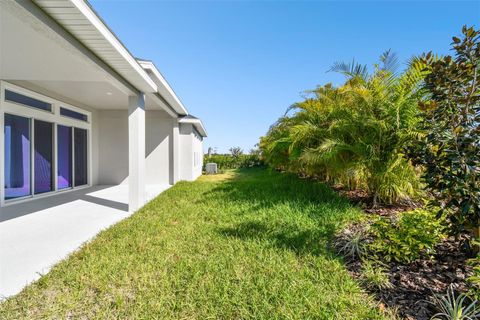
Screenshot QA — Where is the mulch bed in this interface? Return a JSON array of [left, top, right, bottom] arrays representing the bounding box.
[[335, 189, 476, 320], [334, 187, 422, 216]]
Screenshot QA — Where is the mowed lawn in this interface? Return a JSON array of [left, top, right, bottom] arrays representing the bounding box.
[[0, 168, 391, 319]]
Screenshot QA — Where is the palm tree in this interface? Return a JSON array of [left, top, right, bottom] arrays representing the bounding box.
[[260, 51, 428, 205], [229, 146, 243, 158]]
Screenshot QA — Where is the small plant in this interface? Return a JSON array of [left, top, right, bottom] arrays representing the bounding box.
[[428, 285, 480, 320], [333, 224, 369, 260], [467, 241, 480, 301], [368, 209, 446, 263], [360, 259, 393, 291]]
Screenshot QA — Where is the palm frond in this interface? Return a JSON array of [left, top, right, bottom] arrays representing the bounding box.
[[329, 59, 369, 80], [379, 49, 400, 75]]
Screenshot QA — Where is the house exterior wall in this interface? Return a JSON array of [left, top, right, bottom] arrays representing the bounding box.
[[179, 123, 193, 181], [97, 110, 173, 186], [179, 123, 204, 181], [0, 80, 201, 210], [192, 128, 204, 180], [145, 111, 171, 186], [98, 110, 129, 185]]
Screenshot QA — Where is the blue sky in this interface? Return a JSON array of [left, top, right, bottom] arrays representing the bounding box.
[[90, 0, 479, 154]]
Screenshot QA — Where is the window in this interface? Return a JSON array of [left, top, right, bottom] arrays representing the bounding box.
[[34, 120, 54, 194], [5, 90, 52, 112], [60, 107, 88, 122], [2, 84, 91, 203], [4, 114, 31, 200], [74, 128, 88, 187], [194, 152, 199, 167], [57, 125, 72, 190]]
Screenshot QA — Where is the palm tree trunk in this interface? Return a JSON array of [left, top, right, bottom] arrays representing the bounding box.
[[372, 193, 378, 209]]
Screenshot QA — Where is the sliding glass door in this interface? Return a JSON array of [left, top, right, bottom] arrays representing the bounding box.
[[57, 125, 72, 190], [74, 128, 88, 187], [3, 116, 89, 201], [2, 84, 92, 203], [4, 114, 31, 200], [34, 120, 54, 194]]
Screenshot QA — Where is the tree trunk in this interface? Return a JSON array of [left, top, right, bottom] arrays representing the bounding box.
[[372, 193, 378, 209]]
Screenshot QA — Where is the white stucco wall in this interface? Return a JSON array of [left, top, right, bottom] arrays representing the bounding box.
[[98, 110, 129, 185], [97, 109, 173, 186], [145, 111, 171, 186], [179, 124, 193, 181], [192, 128, 204, 180], [179, 123, 204, 181]]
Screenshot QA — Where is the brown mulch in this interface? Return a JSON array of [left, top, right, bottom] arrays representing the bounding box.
[[334, 187, 422, 216], [344, 237, 473, 320], [335, 189, 476, 320]]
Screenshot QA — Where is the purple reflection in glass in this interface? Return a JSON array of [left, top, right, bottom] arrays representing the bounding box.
[[34, 120, 53, 194], [74, 128, 88, 187], [57, 125, 72, 189], [4, 114, 31, 200]]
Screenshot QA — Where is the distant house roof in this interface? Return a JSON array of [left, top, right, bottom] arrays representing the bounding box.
[[179, 115, 207, 137]]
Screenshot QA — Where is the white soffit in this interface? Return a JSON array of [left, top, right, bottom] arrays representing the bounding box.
[[34, 0, 158, 94], [146, 92, 177, 118]]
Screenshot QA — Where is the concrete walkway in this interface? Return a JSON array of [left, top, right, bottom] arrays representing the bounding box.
[[0, 184, 170, 299]]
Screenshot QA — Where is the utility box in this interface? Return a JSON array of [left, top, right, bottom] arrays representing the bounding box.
[[205, 163, 218, 175]]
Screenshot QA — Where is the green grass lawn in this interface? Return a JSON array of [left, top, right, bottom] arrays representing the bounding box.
[[0, 168, 392, 319]]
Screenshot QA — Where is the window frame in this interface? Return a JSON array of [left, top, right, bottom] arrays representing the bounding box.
[[60, 106, 89, 123], [0, 81, 92, 207], [4, 89, 53, 113]]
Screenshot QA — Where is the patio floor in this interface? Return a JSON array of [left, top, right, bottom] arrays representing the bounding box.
[[0, 184, 170, 299]]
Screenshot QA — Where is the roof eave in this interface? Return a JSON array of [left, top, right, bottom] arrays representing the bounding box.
[[138, 60, 189, 116], [35, 0, 158, 94], [179, 117, 207, 137]]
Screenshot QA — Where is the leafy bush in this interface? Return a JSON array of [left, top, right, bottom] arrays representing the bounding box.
[[467, 245, 480, 301], [260, 50, 426, 205], [360, 259, 393, 291], [368, 209, 446, 263], [204, 154, 263, 171], [408, 26, 480, 238]]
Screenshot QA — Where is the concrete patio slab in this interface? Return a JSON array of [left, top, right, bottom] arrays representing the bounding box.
[[0, 184, 170, 299]]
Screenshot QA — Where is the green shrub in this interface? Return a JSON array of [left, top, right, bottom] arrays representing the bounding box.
[[360, 259, 393, 291], [467, 244, 480, 301], [259, 50, 426, 205], [408, 26, 480, 239], [368, 209, 446, 263], [204, 154, 263, 171]]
